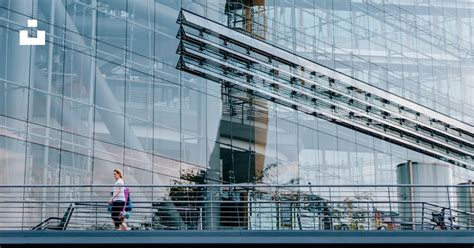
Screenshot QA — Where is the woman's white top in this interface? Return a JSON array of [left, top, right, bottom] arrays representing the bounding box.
[[113, 178, 126, 202]]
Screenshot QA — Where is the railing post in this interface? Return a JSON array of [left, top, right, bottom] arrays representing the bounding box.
[[366, 201, 370, 230], [421, 202, 424, 230], [247, 189, 251, 231], [469, 185, 472, 230], [387, 185, 392, 217], [275, 187, 280, 231], [211, 186, 215, 230], [408, 161, 416, 230], [150, 186, 154, 230], [447, 186, 453, 229], [198, 207, 203, 230], [328, 186, 332, 231], [270, 186, 274, 230], [92, 186, 97, 230]]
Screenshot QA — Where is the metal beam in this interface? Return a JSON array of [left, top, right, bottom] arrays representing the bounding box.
[[2, 230, 474, 245]]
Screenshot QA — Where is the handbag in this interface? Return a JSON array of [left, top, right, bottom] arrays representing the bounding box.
[[119, 210, 130, 219], [119, 187, 130, 219]]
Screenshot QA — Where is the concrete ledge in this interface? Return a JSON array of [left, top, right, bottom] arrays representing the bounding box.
[[1, 230, 474, 245]]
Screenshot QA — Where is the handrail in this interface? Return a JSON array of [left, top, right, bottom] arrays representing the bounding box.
[[31, 203, 75, 231], [3, 184, 474, 187]]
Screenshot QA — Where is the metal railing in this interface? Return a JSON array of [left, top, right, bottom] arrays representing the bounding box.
[[1, 184, 474, 231]]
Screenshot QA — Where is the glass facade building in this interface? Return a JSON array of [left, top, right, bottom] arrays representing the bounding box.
[[1, 0, 474, 194]]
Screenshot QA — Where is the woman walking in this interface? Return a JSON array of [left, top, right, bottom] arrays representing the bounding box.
[[108, 168, 129, 230]]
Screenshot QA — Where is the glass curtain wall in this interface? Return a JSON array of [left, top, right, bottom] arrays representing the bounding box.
[[218, 0, 474, 125], [0, 0, 473, 228]]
